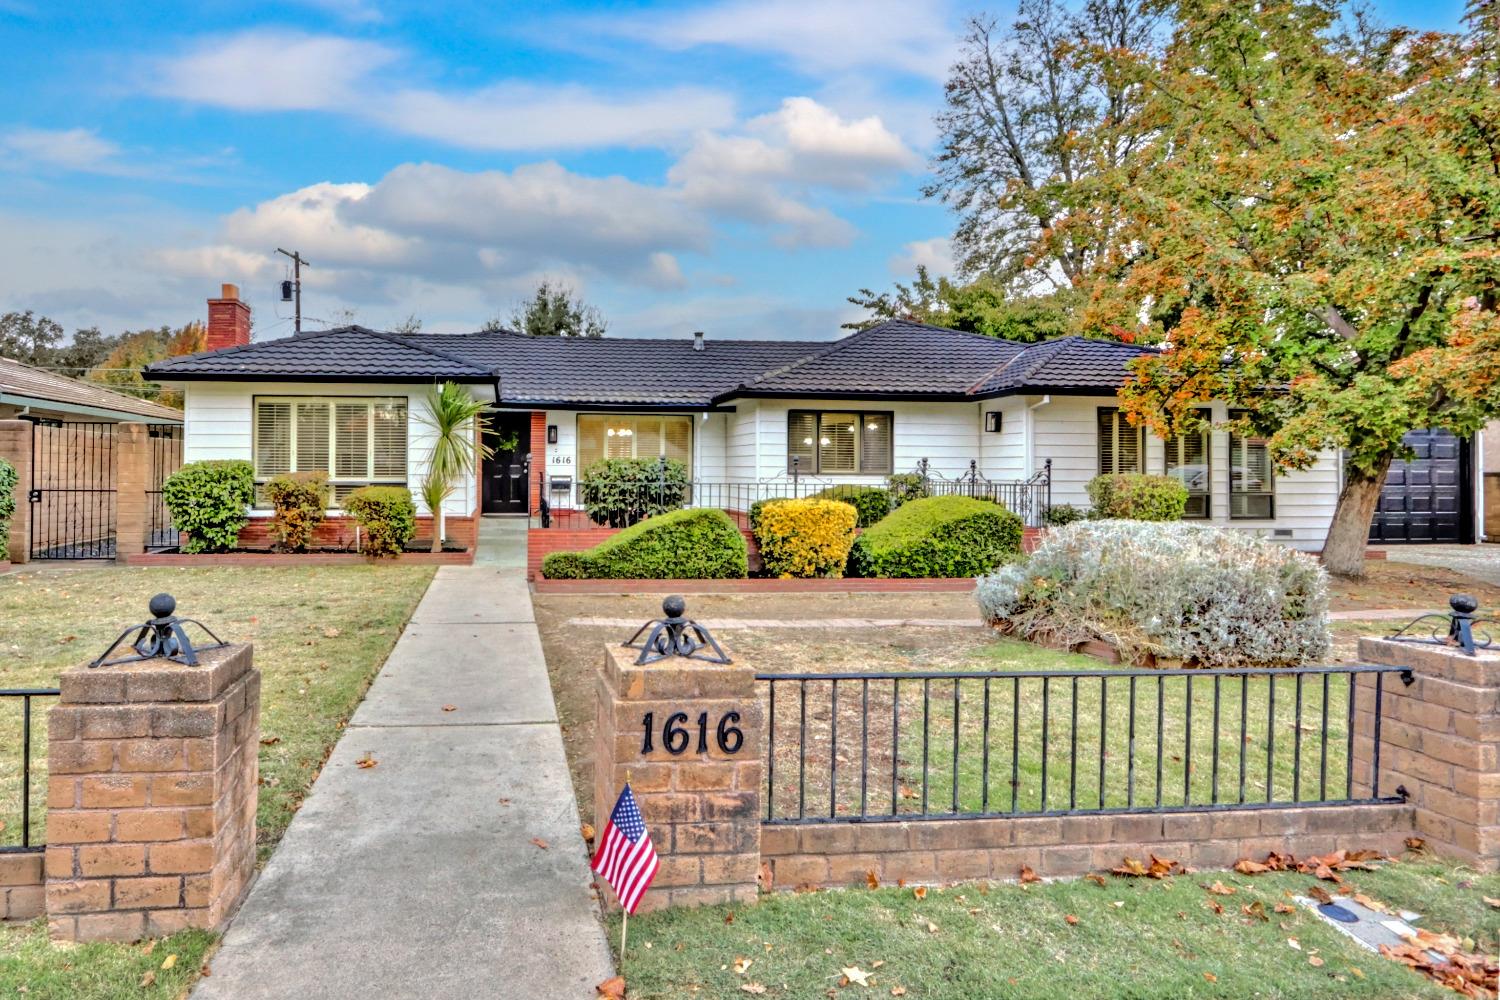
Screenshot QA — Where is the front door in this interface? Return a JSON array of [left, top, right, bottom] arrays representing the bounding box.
[[481, 413, 530, 515]]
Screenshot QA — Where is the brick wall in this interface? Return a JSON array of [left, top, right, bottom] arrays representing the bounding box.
[[530, 411, 546, 516], [232, 511, 478, 552], [44, 643, 260, 941], [0, 852, 43, 922], [0, 419, 31, 563], [762, 804, 1413, 889]]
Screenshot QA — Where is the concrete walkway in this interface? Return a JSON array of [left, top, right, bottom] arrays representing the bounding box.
[[1379, 543, 1500, 588], [194, 520, 614, 999]]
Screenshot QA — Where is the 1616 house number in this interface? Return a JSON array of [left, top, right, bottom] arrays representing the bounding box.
[[640, 711, 743, 756]]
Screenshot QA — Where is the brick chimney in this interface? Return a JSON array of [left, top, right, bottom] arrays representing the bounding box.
[[206, 283, 252, 352]]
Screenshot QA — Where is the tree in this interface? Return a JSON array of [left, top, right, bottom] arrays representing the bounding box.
[[416, 382, 492, 551], [1086, 0, 1500, 576], [926, 0, 1162, 294], [392, 314, 423, 334], [0, 311, 64, 366], [845, 266, 1076, 341], [508, 280, 607, 338], [85, 322, 205, 408]]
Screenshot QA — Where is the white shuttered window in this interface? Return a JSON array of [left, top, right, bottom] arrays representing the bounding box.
[[252, 397, 408, 506], [787, 411, 893, 475]]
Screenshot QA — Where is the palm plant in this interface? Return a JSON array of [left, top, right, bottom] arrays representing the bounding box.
[[416, 382, 493, 552]]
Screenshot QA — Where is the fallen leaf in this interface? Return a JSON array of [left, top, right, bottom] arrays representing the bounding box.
[[891, 989, 907, 997], [1274, 903, 1296, 914], [866, 870, 880, 890], [139, 971, 156, 988], [442, 704, 457, 712], [842, 967, 872, 987], [1203, 972, 1217, 983], [1484, 897, 1500, 910], [1065, 914, 1079, 926], [323, 627, 342, 638], [724, 912, 735, 925], [1287, 938, 1301, 951], [926, 921, 939, 934], [530, 837, 549, 850], [259, 737, 281, 746], [498, 798, 511, 806], [1242, 901, 1268, 922], [580, 824, 596, 843], [758, 861, 774, 891], [1404, 837, 1426, 851], [1308, 885, 1334, 905], [1112, 900, 1125, 908], [1308, 956, 1324, 968], [1205, 881, 1236, 896], [872, 961, 884, 969], [160, 955, 177, 971], [1084, 873, 1107, 887], [355, 754, 378, 769], [912, 886, 927, 901], [733, 957, 753, 975], [740, 985, 767, 995], [596, 976, 626, 999], [1234, 858, 1272, 875], [1019, 865, 1042, 884]]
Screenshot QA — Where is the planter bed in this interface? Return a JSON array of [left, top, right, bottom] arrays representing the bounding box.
[[123, 546, 473, 567], [532, 576, 976, 594]]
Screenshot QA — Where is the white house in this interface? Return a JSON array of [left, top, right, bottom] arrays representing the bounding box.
[[146, 286, 1482, 551]]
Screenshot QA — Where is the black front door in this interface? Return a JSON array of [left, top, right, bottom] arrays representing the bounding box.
[[1367, 428, 1472, 544], [481, 413, 530, 515]]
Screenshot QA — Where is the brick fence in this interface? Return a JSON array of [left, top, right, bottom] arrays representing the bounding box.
[[590, 630, 1500, 913]]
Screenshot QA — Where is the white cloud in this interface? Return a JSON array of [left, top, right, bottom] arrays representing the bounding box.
[[290, 0, 384, 23], [145, 30, 734, 151], [1, 127, 120, 171], [601, 0, 959, 81], [889, 236, 955, 278]]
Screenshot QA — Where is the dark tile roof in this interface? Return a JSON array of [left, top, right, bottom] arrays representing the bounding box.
[[145, 320, 1149, 406]]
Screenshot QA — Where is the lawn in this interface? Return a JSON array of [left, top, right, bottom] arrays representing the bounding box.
[[611, 854, 1500, 999], [0, 564, 435, 1000]]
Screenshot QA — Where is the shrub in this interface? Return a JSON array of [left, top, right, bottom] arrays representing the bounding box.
[[580, 458, 689, 528], [749, 497, 790, 534], [974, 520, 1329, 668], [811, 485, 891, 527], [344, 486, 417, 558], [161, 460, 255, 554], [265, 471, 329, 552], [1043, 503, 1088, 526], [886, 472, 931, 509], [1086, 473, 1188, 521], [755, 498, 858, 578], [0, 457, 15, 556], [849, 496, 1024, 578], [541, 508, 747, 579]]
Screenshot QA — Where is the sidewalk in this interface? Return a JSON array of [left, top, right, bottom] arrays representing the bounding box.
[[194, 522, 613, 999]]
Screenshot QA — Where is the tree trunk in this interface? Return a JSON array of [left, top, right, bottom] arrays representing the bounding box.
[[1320, 455, 1392, 578], [431, 507, 444, 554]]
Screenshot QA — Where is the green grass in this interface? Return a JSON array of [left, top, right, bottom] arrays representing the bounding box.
[[0, 564, 435, 999], [766, 638, 1372, 821], [611, 861, 1491, 999]]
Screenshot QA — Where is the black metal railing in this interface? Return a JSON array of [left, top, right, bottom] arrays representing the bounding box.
[[1, 688, 59, 850], [28, 420, 116, 560], [542, 459, 1053, 528], [756, 664, 1407, 824], [145, 424, 183, 550]]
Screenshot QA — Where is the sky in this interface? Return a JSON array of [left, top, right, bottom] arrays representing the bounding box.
[[0, 0, 1470, 344]]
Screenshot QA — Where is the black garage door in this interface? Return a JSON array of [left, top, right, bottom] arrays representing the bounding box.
[[1367, 428, 1472, 544]]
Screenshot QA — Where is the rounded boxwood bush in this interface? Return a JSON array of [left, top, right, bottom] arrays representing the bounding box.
[[810, 485, 891, 527], [541, 507, 747, 579], [1085, 473, 1188, 521], [755, 498, 858, 578], [161, 460, 255, 554], [580, 457, 689, 528], [849, 495, 1023, 579], [265, 471, 329, 553], [344, 485, 417, 558], [975, 519, 1329, 668], [0, 457, 15, 555]]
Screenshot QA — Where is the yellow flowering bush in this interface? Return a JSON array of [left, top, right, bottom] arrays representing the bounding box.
[[754, 498, 858, 578]]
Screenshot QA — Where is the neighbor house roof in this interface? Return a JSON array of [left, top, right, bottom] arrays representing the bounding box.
[[0, 356, 183, 422], [145, 320, 1152, 407]]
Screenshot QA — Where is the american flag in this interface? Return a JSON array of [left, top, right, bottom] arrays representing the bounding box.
[[590, 783, 659, 914]]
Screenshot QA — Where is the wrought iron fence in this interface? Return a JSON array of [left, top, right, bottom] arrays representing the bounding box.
[[28, 420, 116, 560], [145, 424, 183, 550], [1, 688, 59, 850], [756, 665, 1408, 824]]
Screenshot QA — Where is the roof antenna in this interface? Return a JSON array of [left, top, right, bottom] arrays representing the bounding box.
[[693, 330, 705, 352]]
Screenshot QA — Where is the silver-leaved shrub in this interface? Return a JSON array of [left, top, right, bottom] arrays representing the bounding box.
[[975, 519, 1329, 668]]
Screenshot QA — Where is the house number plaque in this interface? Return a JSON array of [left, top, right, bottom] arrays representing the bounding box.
[[640, 711, 743, 756]]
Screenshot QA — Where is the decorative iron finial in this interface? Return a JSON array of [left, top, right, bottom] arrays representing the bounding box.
[[1385, 594, 1495, 657], [624, 595, 731, 666], [89, 593, 230, 668]]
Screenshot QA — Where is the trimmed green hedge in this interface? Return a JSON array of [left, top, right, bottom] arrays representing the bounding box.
[[885, 472, 931, 509], [810, 485, 891, 527], [0, 457, 15, 556], [344, 485, 416, 558], [849, 495, 1023, 579], [1085, 473, 1188, 521], [580, 457, 689, 528], [161, 460, 255, 553], [541, 508, 748, 579]]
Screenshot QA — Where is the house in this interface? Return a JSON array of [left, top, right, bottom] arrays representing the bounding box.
[[0, 355, 183, 424], [145, 286, 1485, 557]]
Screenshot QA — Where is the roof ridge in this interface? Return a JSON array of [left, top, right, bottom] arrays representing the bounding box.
[[363, 329, 493, 375], [151, 325, 350, 367], [727, 323, 880, 392]]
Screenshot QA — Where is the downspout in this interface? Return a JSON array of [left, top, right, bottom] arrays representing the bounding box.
[[1024, 395, 1051, 477]]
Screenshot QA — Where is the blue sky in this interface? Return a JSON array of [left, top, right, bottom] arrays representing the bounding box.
[[0, 0, 1469, 342]]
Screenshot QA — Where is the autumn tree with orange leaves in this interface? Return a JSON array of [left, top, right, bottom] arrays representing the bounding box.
[[1084, 0, 1500, 576]]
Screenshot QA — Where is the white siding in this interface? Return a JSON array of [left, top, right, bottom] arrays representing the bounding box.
[[726, 402, 759, 481], [979, 398, 1027, 480], [182, 380, 484, 518], [696, 412, 728, 481]]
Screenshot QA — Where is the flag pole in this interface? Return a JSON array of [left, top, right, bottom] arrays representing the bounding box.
[[620, 770, 631, 964]]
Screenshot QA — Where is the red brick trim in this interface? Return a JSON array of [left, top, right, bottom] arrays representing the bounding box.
[[122, 550, 472, 567], [530, 411, 546, 516], [535, 577, 976, 593]]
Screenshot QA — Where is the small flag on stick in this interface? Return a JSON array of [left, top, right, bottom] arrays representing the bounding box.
[[591, 783, 659, 915]]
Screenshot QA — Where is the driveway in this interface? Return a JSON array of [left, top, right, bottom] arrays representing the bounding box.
[[1377, 543, 1500, 588]]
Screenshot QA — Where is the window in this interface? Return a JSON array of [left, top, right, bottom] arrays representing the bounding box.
[[252, 397, 407, 506], [786, 411, 892, 475], [1097, 408, 1144, 475], [576, 414, 693, 474], [1229, 409, 1274, 518], [1164, 408, 1212, 518]]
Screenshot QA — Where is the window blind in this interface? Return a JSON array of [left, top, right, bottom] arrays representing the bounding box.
[[786, 411, 893, 474], [255, 402, 292, 478], [1098, 408, 1144, 475], [1229, 409, 1274, 518], [251, 397, 408, 507], [1165, 408, 1211, 518]]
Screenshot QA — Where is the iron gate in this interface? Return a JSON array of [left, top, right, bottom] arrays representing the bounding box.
[[146, 424, 183, 550], [28, 421, 116, 560]]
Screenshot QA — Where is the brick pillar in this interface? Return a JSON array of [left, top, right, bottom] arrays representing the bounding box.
[[45, 642, 260, 941], [530, 410, 546, 517], [0, 418, 31, 564], [1357, 636, 1500, 870], [594, 635, 762, 911], [114, 423, 148, 562]]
